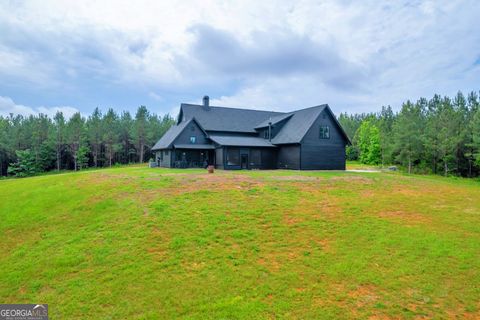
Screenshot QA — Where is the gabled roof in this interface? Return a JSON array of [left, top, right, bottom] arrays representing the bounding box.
[[152, 119, 191, 150], [254, 113, 294, 129], [152, 118, 208, 150], [153, 102, 350, 150], [271, 105, 327, 144], [179, 103, 284, 133], [209, 135, 277, 147]]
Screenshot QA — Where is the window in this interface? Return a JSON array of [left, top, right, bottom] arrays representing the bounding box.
[[264, 130, 270, 139], [319, 125, 330, 139], [165, 150, 169, 156], [226, 148, 240, 166], [190, 136, 196, 144], [250, 149, 261, 166], [158, 151, 163, 161]]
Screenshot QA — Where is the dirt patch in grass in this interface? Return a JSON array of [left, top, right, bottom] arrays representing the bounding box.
[[377, 210, 432, 225], [159, 173, 265, 196], [348, 284, 379, 308], [330, 175, 375, 184], [258, 256, 281, 273], [270, 175, 320, 181]]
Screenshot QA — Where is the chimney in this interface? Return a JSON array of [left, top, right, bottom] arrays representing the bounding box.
[[203, 95, 209, 108]]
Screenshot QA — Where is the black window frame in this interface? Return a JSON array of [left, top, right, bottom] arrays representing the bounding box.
[[226, 148, 240, 166], [319, 125, 330, 139]]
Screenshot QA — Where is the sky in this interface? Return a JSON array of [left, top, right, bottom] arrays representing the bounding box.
[[0, 0, 479, 118]]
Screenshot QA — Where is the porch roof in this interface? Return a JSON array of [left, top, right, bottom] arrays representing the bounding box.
[[173, 144, 215, 149], [209, 135, 277, 147]]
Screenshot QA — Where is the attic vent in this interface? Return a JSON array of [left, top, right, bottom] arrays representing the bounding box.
[[203, 95, 209, 107]]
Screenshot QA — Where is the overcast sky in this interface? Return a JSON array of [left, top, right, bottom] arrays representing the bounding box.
[[1, 0, 479, 118]]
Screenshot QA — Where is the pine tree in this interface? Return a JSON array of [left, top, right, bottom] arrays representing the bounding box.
[[66, 113, 87, 171], [119, 111, 134, 164], [87, 107, 103, 167], [471, 109, 480, 166], [424, 95, 442, 174], [133, 106, 149, 163], [392, 101, 425, 174], [53, 112, 66, 171], [378, 106, 394, 165], [103, 109, 120, 167]]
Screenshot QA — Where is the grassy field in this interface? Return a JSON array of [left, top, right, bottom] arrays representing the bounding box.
[[0, 165, 479, 319]]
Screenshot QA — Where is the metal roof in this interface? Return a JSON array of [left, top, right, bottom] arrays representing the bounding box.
[[209, 135, 277, 147], [271, 105, 327, 144], [151, 119, 192, 150], [153, 103, 350, 150], [254, 113, 293, 129], [180, 104, 284, 133]]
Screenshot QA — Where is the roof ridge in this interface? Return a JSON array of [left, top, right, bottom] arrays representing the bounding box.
[[182, 102, 327, 114], [182, 103, 286, 114]]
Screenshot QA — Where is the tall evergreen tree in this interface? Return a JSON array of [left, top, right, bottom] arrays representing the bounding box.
[[53, 112, 66, 171], [133, 106, 149, 163], [103, 109, 120, 167], [66, 113, 88, 171], [87, 107, 103, 167], [0, 117, 8, 176], [471, 109, 480, 166], [119, 111, 134, 164], [392, 101, 425, 173], [378, 105, 394, 165]]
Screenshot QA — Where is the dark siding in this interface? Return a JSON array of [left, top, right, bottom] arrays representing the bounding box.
[[300, 109, 346, 170], [261, 149, 277, 169], [301, 145, 346, 170], [277, 144, 301, 169], [173, 120, 209, 145], [215, 147, 224, 169], [257, 117, 289, 140]]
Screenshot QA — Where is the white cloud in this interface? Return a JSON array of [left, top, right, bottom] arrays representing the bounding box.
[[148, 92, 163, 101], [0, 0, 479, 114], [0, 96, 79, 118]]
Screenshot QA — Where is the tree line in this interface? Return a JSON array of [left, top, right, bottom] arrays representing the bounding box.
[[339, 91, 480, 177], [0, 106, 175, 177]]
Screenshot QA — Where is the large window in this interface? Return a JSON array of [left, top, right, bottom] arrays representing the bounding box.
[[226, 148, 240, 166], [250, 149, 261, 166], [190, 136, 196, 144], [319, 125, 330, 139]]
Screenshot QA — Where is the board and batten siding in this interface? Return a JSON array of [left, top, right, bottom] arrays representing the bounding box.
[[300, 109, 346, 170], [173, 120, 209, 145], [277, 144, 301, 169]]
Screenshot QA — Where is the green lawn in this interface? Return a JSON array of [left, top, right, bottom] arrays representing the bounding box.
[[1, 166, 479, 319]]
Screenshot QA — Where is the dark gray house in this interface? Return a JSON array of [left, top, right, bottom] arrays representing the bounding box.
[[152, 96, 350, 170]]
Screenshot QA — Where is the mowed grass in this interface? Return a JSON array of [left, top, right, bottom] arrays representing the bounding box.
[[0, 166, 479, 319]]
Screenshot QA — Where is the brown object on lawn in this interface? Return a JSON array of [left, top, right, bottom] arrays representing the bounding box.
[[207, 165, 214, 173]]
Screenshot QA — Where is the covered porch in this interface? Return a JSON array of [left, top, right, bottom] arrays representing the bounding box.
[[172, 144, 215, 168]]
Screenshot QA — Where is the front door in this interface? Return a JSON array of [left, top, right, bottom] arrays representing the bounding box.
[[241, 154, 248, 169]]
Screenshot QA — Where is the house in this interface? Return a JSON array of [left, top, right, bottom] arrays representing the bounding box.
[[152, 96, 350, 170]]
